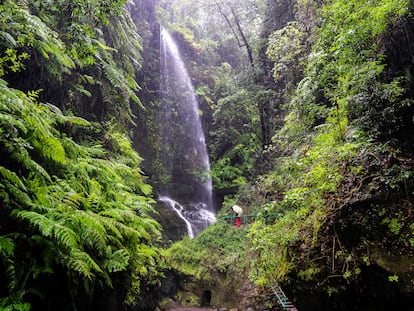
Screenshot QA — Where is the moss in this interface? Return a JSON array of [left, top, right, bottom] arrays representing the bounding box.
[[159, 297, 177, 310], [162, 222, 251, 308], [371, 247, 414, 274], [179, 291, 200, 307]]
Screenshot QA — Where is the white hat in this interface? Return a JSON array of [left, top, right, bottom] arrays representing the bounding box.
[[232, 205, 243, 215]]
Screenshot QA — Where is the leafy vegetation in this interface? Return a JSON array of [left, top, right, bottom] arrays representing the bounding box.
[[0, 0, 162, 309], [159, 0, 414, 310], [245, 1, 414, 309], [163, 222, 250, 307], [1, 0, 414, 309]]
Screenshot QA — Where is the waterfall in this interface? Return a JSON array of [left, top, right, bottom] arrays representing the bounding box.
[[158, 196, 216, 239], [158, 26, 215, 237]]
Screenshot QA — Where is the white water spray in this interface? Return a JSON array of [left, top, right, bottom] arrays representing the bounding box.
[[159, 196, 216, 238]]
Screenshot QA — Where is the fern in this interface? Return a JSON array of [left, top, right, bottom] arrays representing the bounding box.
[[1, 1, 74, 78], [13, 148, 52, 182], [0, 30, 16, 47], [23, 8, 75, 70], [0, 166, 26, 191], [0, 235, 15, 258], [103, 247, 130, 273], [16, 210, 54, 238], [1, 79, 67, 168], [0, 2, 162, 309], [62, 191, 82, 209], [61, 249, 100, 280], [0, 112, 28, 135], [5, 262, 17, 293], [94, 214, 123, 240], [31, 135, 66, 165], [24, 105, 67, 165], [73, 211, 108, 255], [3, 181, 33, 209], [53, 223, 79, 250]]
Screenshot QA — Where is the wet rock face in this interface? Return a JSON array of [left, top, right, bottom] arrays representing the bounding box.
[[151, 202, 187, 244], [158, 267, 273, 311], [287, 264, 414, 311]]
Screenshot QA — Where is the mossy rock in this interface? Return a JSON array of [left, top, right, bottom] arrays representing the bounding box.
[[159, 297, 177, 310], [178, 291, 200, 307]]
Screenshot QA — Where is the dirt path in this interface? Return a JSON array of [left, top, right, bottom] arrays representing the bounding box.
[[166, 308, 218, 311]]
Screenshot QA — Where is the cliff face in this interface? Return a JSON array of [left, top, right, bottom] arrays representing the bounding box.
[[245, 1, 414, 310], [136, 1, 414, 310], [283, 150, 414, 311]]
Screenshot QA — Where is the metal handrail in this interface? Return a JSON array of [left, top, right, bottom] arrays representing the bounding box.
[[270, 285, 287, 309], [220, 213, 258, 225], [220, 213, 279, 226]]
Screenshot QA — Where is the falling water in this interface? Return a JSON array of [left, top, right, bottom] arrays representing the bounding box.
[[158, 196, 216, 239], [158, 26, 215, 237]]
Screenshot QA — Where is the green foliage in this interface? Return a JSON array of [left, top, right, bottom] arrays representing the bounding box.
[[0, 75, 161, 308], [0, 0, 143, 126], [164, 222, 249, 281], [212, 156, 247, 188], [211, 88, 261, 188], [0, 0, 75, 79], [249, 219, 296, 286], [266, 21, 307, 84], [0, 236, 15, 258], [308, 0, 412, 143], [0, 0, 166, 309], [0, 49, 30, 77], [247, 0, 414, 298]]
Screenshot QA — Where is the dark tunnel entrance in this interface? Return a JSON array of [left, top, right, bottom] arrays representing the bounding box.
[[200, 290, 211, 306]]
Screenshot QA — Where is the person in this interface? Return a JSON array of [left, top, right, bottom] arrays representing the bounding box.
[[232, 205, 243, 228], [235, 216, 241, 228]]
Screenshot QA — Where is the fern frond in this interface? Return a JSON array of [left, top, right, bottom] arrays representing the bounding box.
[[42, 102, 63, 116], [4, 181, 33, 208], [92, 38, 116, 52], [1, 84, 67, 166], [0, 166, 26, 191], [53, 223, 79, 250], [5, 261, 17, 292], [61, 136, 89, 159], [12, 147, 51, 182], [16, 210, 54, 237], [99, 208, 135, 222], [73, 84, 92, 97], [103, 247, 130, 273], [134, 216, 162, 238], [73, 211, 108, 255], [135, 244, 159, 265], [62, 192, 83, 209], [78, 74, 95, 85], [0, 31, 17, 47], [0, 235, 15, 257], [61, 249, 98, 280], [95, 214, 123, 240], [23, 10, 75, 69], [0, 112, 28, 134], [30, 128, 66, 165], [112, 220, 147, 241]]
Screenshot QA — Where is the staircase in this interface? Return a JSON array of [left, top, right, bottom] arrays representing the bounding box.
[[270, 285, 298, 311]]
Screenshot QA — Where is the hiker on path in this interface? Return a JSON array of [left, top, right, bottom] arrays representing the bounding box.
[[232, 205, 243, 227]]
